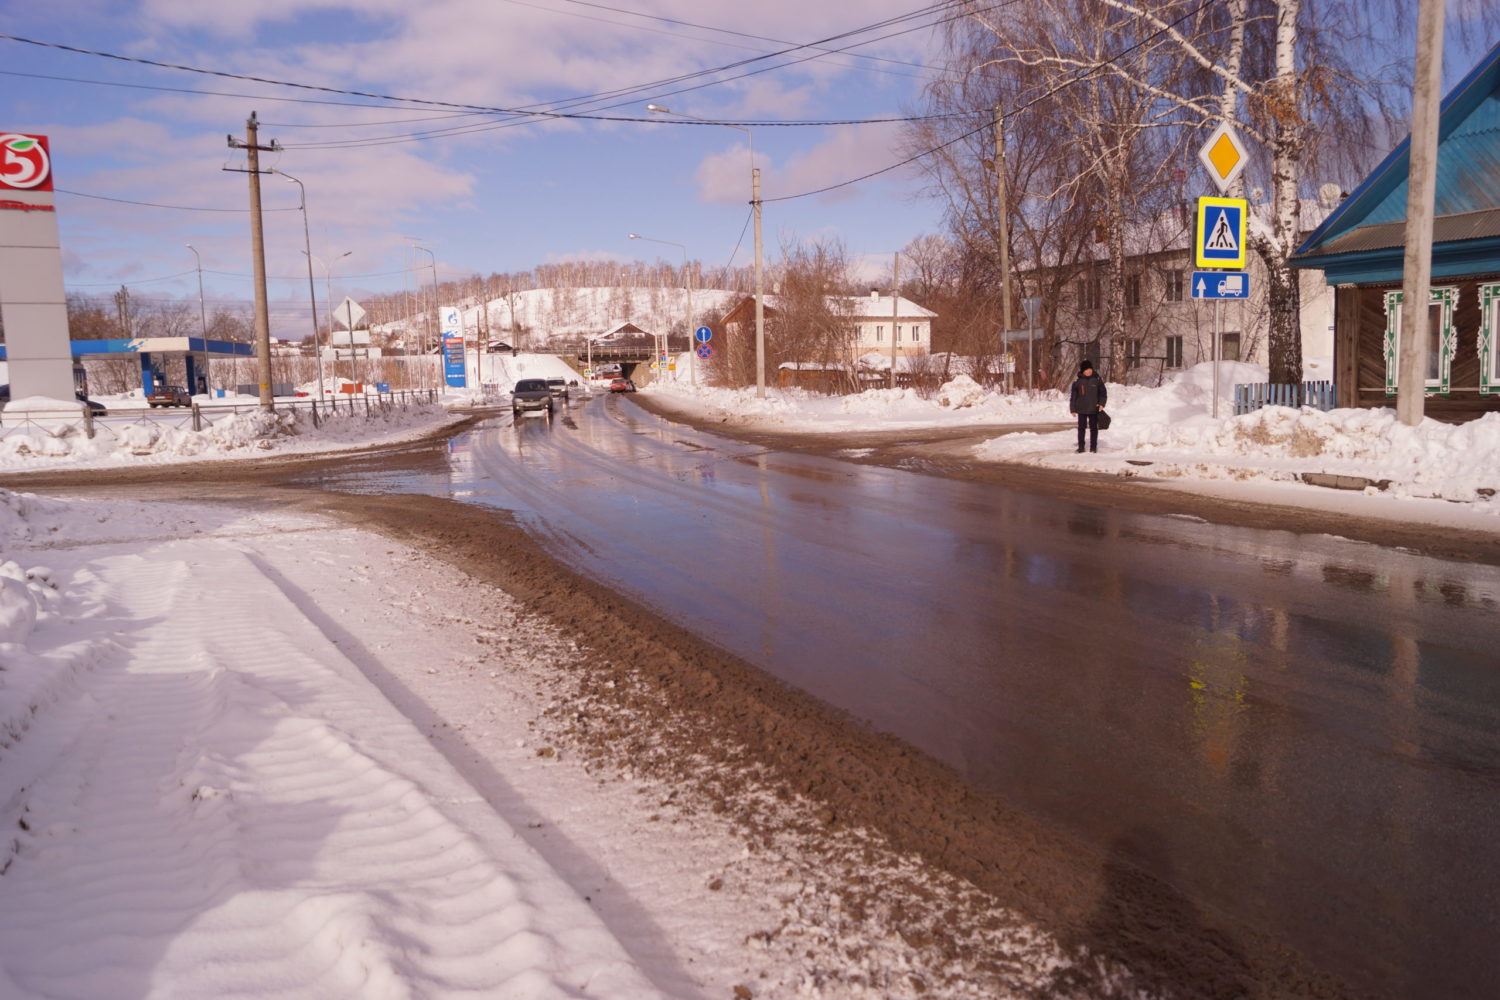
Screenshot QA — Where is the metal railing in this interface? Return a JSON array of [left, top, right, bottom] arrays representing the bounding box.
[[0, 389, 441, 442], [1233, 380, 1336, 416]]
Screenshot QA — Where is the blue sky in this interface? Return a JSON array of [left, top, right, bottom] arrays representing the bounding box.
[[2, 0, 955, 336], [2, 1, 1495, 339]]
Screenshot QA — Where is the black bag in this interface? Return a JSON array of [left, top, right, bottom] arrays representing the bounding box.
[[1096, 410, 1112, 430]]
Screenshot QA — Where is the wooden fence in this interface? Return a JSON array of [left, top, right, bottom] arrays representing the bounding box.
[[1232, 380, 1336, 416]]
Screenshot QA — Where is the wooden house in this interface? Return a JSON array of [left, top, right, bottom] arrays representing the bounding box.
[[1291, 42, 1500, 421]]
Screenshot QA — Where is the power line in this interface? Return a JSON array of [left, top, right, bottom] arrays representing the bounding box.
[[281, 2, 992, 149], [764, 0, 1217, 204], [56, 187, 299, 212], [491, 0, 941, 82], [0, 4, 977, 154]]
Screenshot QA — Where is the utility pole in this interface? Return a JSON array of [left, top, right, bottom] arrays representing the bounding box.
[[226, 112, 280, 408], [752, 164, 765, 398], [1397, 0, 1445, 426], [889, 252, 900, 389], [995, 106, 1015, 392]]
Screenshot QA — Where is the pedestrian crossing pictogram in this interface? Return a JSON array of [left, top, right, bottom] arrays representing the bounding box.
[[1195, 196, 1247, 269], [1206, 211, 1238, 252]]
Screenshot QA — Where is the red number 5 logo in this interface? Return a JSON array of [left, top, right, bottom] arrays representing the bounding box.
[[0, 134, 52, 191]]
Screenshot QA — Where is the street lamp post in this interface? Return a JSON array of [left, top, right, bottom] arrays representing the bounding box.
[[305, 250, 351, 392], [185, 243, 210, 394], [628, 233, 694, 386], [414, 245, 439, 386], [647, 104, 764, 398], [276, 170, 328, 403]]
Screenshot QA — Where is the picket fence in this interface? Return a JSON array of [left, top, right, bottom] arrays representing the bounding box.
[[1232, 380, 1336, 416]]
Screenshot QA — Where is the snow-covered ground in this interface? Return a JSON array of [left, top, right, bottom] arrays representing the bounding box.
[[3, 357, 1497, 996], [647, 358, 1500, 530]]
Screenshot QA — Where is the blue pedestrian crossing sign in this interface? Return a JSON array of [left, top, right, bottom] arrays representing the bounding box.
[[1195, 196, 1247, 269]]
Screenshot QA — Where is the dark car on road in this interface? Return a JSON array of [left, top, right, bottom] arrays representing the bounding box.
[[147, 385, 192, 408], [511, 378, 555, 416], [608, 377, 636, 393]]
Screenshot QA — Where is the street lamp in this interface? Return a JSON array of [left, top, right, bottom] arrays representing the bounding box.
[[414, 245, 439, 384], [305, 250, 351, 391], [647, 103, 764, 398], [628, 233, 695, 386], [185, 243, 210, 394], [276, 169, 328, 402]]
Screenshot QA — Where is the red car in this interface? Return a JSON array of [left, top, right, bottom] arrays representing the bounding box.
[[609, 377, 636, 393]]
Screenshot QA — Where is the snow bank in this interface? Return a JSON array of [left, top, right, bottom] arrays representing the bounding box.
[[649, 376, 1067, 430], [0, 399, 459, 470]]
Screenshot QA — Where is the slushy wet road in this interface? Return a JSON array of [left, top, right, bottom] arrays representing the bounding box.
[[320, 392, 1500, 999]]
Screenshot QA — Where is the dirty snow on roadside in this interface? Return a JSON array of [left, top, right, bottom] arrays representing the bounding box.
[[0, 396, 462, 470], [0, 488, 1100, 999]]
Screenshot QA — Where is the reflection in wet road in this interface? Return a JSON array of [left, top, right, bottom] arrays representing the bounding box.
[[317, 394, 1500, 999]]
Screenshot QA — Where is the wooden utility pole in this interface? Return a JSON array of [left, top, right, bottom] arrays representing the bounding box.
[[1397, 0, 1445, 426], [227, 112, 279, 408]]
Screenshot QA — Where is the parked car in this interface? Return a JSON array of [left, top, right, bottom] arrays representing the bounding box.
[[608, 377, 636, 393], [147, 385, 192, 408], [511, 378, 554, 416], [545, 377, 569, 401]]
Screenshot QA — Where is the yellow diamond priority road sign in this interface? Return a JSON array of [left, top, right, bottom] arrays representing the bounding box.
[[1197, 122, 1248, 194]]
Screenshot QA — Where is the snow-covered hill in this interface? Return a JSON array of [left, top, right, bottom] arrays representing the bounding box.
[[378, 286, 745, 345]]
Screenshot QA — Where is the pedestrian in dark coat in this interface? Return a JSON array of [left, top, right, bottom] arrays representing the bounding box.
[[1069, 360, 1107, 453]]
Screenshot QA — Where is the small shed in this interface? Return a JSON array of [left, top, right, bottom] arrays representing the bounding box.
[[1290, 41, 1500, 421]]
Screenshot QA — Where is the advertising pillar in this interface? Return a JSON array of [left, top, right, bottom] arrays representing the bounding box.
[[0, 133, 78, 407]]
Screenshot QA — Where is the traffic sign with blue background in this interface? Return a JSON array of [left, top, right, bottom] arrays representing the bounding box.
[[695, 326, 713, 343], [1191, 270, 1250, 299], [1195, 196, 1247, 269]]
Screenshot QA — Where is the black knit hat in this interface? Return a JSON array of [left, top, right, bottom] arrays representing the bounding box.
[[1079, 359, 1094, 374]]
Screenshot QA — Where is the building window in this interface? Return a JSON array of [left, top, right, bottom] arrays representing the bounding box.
[[1080, 277, 1101, 311], [1481, 283, 1500, 396], [1126, 339, 1142, 369], [1126, 274, 1141, 309], [912, 324, 922, 341], [1164, 269, 1184, 303], [1383, 287, 1457, 395], [1165, 335, 1184, 368], [876, 325, 884, 342], [1221, 332, 1241, 363]]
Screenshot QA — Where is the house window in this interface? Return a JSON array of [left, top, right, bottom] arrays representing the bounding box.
[[1126, 339, 1142, 369], [1164, 269, 1184, 303], [1481, 283, 1500, 396], [876, 325, 884, 342], [1126, 274, 1141, 309], [1383, 287, 1457, 395], [1165, 335, 1184, 368], [911, 324, 922, 341], [1220, 332, 1241, 363], [1080, 277, 1101, 311]]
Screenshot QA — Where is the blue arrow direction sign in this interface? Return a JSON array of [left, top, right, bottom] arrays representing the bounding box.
[[1191, 270, 1251, 299], [695, 326, 713, 343]]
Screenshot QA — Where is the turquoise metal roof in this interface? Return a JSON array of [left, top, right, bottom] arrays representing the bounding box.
[[1295, 40, 1500, 263]]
